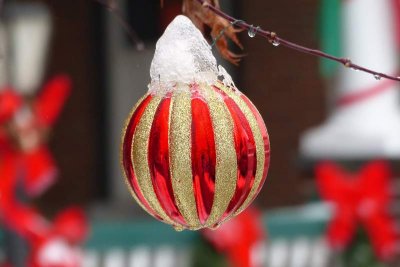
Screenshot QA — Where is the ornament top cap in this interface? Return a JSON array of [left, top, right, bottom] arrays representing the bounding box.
[[149, 15, 219, 90]]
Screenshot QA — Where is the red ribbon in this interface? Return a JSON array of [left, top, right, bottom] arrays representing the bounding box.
[[315, 161, 398, 260]]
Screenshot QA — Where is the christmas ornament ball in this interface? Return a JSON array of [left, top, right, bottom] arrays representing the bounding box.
[[121, 82, 270, 231]]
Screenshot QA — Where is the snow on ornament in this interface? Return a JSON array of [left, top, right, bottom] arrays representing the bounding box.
[[121, 15, 270, 231]]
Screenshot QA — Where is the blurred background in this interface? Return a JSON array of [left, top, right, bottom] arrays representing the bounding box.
[[0, 0, 399, 266]]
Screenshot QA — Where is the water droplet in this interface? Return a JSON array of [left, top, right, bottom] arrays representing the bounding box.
[[351, 67, 359, 72], [248, 25, 258, 38], [248, 30, 256, 38], [272, 39, 280, 47], [374, 74, 382, 80]]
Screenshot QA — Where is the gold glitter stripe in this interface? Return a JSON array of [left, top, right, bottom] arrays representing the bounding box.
[[203, 84, 238, 228], [169, 84, 201, 230], [217, 84, 266, 216], [121, 94, 158, 219], [131, 95, 176, 226]]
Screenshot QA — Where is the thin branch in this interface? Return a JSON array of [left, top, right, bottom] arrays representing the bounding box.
[[94, 0, 144, 50], [196, 0, 400, 82]]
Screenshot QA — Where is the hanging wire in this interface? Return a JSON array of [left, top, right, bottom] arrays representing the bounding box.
[[94, 0, 145, 51]]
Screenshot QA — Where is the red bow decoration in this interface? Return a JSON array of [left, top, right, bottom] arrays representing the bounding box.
[[0, 75, 73, 267], [0, 204, 88, 267], [0, 75, 71, 198], [202, 208, 266, 267], [315, 161, 398, 260], [32, 207, 89, 267]]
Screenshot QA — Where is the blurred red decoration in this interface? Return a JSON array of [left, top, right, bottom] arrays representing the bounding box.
[[2, 204, 88, 267], [0, 75, 71, 200], [53, 207, 89, 245], [202, 207, 266, 267], [122, 82, 270, 230], [0, 89, 21, 123], [316, 161, 398, 261], [0, 75, 74, 267], [31, 207, 89, 267]]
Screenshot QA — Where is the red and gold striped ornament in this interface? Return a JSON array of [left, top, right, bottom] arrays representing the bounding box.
[[121, 82, 270, 231]]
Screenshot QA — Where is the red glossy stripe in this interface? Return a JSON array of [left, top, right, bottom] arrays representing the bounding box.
[[148, 95, 187, 226], [122, 95, 162, 220], [191, 85, 216, 225], [215, 87, 257, 219], [241, 94, 271, 195]]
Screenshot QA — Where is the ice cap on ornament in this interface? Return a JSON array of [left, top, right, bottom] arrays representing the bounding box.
[[150, 15, 221, 89]]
